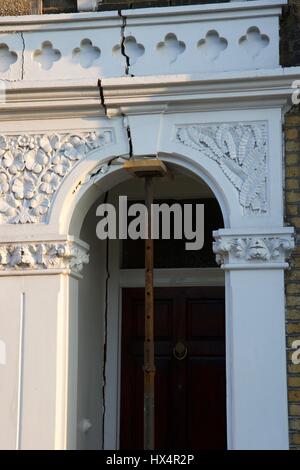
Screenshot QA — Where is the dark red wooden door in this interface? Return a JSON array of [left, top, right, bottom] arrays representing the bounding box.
[[120, 287, 226, 450]]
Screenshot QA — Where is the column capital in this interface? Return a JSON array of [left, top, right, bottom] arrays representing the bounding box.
[[213, 228, 295, 270], [0, 237, 89, 278]]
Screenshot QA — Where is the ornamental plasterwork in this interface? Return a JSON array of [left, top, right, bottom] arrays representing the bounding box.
[[0, 130, 114, 224], [175, 122, 268, 215], [213, 235, 295, 266], [0, 241, 89, 274]]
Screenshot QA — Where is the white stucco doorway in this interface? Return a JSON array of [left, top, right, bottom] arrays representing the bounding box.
[[76, 169, 226, 449]]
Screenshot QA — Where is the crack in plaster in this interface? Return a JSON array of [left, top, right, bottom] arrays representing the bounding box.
[[0, 31, 25, 83], [98, 78, 107, 115], [123, 114, 133, 159], [97, 77, 133, 160], [5, 22, 136, 204], [101, 190, 110, 450], [20, 32, 25, 80], [72, 180, 82, 195], [1, 12, 135, 81], [118, 10, 134, 77]]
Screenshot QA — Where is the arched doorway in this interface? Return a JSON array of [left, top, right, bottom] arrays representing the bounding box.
[[76, 167, 226, 449], [51, 132, 292, 451], [0, 0, 294, 447]]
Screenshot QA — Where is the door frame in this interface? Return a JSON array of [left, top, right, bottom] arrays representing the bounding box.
[[104, 231, 226, 450]]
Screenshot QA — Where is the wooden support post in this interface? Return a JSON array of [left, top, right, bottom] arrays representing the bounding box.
[[144, 176, 155, 450], [123, 159, 168, 451]]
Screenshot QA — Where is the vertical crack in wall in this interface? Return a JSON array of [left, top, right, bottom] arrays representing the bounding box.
[[20, 32, 25, 80], [98, 15, 136, 162], [98, 40, 133, 445], [98, 78, 133, 160], [98, 78, 107, 115], [101, 190, 110, 450], [123, 114, 133, 159], [118, 10, 133, 77]]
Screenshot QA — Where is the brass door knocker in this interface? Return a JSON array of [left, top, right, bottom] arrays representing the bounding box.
[[173, 341, 188, 361]]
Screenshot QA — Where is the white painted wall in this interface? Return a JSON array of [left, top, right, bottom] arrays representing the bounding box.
[[77, 197, 107, 450], [0, 275, 66, 450], [0, 278, 23, 450], [227, 269, 289, 449]]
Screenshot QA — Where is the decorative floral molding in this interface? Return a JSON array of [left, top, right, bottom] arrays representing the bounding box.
[[0, 130, 114, 224], [175, 122, 268, 215], [213, 235, 295, 266], [0, 240, 89, 274]]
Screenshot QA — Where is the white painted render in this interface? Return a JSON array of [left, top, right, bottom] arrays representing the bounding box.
[[0, 0, 297, 450]]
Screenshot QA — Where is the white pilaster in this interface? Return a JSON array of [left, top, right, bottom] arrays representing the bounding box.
[[214, 228, 294, 450], [0, 238, 89, 450]]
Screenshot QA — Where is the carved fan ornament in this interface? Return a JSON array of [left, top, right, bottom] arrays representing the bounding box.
[[176, 122, 268, 215], [0, 131, 113, 224]]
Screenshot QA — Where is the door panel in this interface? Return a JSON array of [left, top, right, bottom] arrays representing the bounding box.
[[187, 358, 226, 449], [120, 287, 226, 450]]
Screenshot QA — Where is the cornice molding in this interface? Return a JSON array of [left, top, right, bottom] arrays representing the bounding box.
[[213, 229, 295, 270], [1, 80, 104, 121], [2, 67, 299, 120], [0, 238, 89, 277], [101, 68, 300, 116]]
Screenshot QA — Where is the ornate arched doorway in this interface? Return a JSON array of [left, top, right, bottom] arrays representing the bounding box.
[[0, 1, 295, 448], [75, 168, 226, 449]]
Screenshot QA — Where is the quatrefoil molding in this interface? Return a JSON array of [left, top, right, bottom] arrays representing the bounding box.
[[197, 30, 228, 61], [72, 38, 101, 69], [33, 41, 62, 71], [156, 33, 186, 64], [239, 27, 270, 58], [0, 43, 18, 73], [113, 36, 145, 66]]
